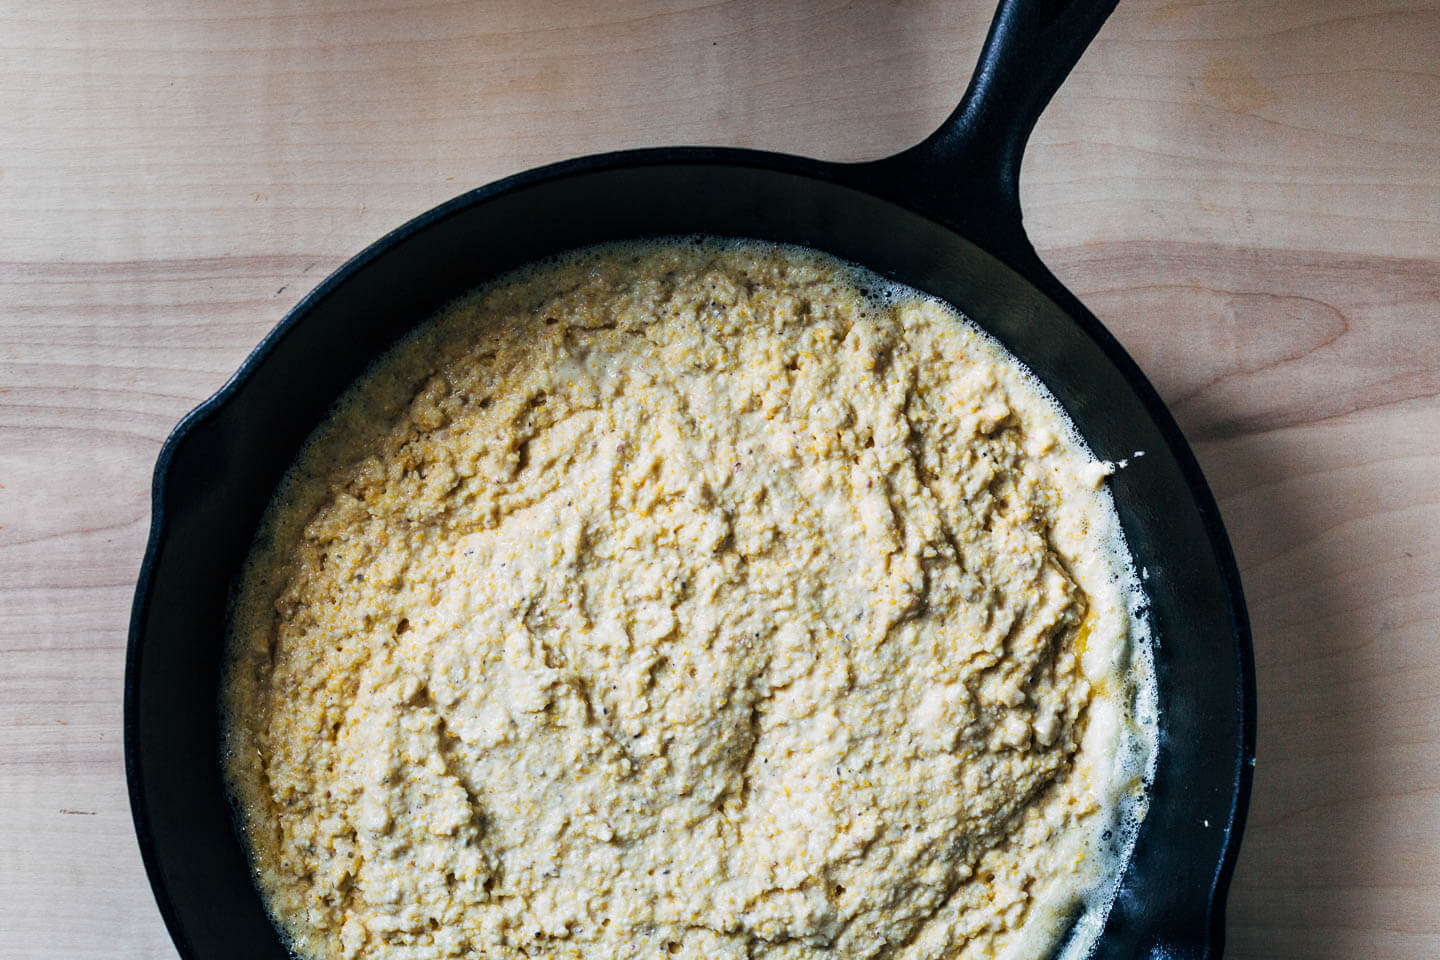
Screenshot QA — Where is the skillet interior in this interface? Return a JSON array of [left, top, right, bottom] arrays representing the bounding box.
[[127, 155, 1252, 960]]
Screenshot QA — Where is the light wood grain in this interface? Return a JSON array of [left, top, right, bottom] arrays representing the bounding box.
[[1, 1, 1436, 958]]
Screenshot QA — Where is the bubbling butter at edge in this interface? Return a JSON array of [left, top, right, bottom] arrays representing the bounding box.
[[222, 238, 1157, 960]]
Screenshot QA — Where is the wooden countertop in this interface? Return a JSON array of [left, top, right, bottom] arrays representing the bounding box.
[[2, 1, 1436, 957]]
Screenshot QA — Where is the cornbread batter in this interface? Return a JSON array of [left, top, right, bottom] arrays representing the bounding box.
[[223, 240, 1152, 960]]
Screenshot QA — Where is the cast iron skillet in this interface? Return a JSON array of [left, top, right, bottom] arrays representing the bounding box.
[[126, 0, 1256, 957]]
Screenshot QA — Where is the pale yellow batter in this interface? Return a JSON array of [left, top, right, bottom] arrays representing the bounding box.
[[223, 241, 1151, 960]]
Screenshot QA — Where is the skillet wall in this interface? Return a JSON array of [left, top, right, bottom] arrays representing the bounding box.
[[129, 159, 1247, 960]]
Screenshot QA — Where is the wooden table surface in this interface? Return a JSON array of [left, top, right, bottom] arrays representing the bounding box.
[[3, 0, 1437, 957]]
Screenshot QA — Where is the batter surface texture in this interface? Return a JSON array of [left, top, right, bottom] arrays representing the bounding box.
[[223, 241, 1149, 960]]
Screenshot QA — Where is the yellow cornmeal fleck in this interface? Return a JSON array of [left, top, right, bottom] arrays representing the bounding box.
[[223, 241, 1145, 960]]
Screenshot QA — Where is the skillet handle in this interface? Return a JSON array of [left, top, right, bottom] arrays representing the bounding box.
[[863, 0, 1119, 271]]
